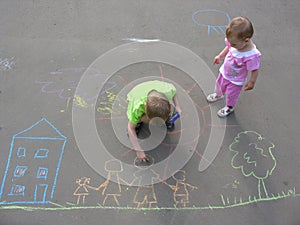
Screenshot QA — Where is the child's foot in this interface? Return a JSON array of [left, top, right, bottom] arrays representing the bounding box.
[[217, 106, 234, 117], [207, 93, 224, 103]]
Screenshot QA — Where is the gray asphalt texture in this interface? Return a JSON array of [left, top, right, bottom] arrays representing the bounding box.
[[0, 1, 299, 225]]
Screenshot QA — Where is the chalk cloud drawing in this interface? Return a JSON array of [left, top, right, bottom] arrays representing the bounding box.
[[0, 118, 67, 205], [192, 9, 231, 36], [35, 67, 116, 102], [35, 67, 119, 113]]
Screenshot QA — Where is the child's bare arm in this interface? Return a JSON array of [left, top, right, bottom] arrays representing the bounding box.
[[214, 46, 229, 64], [245, 69, 259, 91], [128, 121, 147, 161], [173, 94, 182, 115]]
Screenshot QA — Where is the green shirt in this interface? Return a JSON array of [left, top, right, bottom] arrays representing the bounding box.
[[127, 80, 176, 125]]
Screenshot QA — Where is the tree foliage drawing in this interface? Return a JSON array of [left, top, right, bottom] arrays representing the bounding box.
[[229, 131, 276, 199]]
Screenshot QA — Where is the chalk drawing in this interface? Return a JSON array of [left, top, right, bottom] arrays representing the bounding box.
[[132, 156, 160, 208], [72, 90, 128, 116], [222, 179, 239, 189], [96, 91, 127, 115], [123, 38, 161, 43], [73, 95, 91, 108], [164, 170, 197, 207], [95, 159, 129, 206], [0, 56, 15, 71], [35, 67, 118, 112], [192, 9, 231, 36], [60, 97, 72, 113], [0, 118, 67, 205], [229, 131, 276, 199], [73, 177, 97, 205]]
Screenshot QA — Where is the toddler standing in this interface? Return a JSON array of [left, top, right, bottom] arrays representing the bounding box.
[[207, 17, 261, 117]]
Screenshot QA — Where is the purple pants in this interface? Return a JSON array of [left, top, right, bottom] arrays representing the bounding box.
[[214, 74, 243, 107]]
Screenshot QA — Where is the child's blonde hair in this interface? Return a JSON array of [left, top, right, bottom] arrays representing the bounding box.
[[226, 17, 254, 40], [146, 90, 170, 121]]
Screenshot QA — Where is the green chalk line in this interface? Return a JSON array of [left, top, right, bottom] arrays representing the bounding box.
[[1, 190, 299, 212]]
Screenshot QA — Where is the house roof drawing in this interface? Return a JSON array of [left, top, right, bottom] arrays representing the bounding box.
[[13, 118, 66, 140]]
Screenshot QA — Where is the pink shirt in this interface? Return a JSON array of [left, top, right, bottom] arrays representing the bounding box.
[[220, 39, 261, 85]]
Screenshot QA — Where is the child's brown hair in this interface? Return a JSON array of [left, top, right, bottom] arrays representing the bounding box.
[[226, 17, 254, 40], [146, 90, 170, 121]]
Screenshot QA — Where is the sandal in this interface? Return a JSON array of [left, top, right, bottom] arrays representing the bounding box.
[[207, 93, 224, 103], [217, 106, 234, 117]]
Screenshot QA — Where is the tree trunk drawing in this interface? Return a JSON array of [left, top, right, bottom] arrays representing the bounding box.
[[258, 178, 269, 199]]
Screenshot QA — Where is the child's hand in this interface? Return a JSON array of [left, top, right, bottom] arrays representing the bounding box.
[[244, 81, 255, 91], [136, 151, 147, 162], [213, 55, 221, 64]]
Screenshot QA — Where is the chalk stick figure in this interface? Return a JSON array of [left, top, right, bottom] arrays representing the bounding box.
[[132, 156, 160, 208], [164, 170, 197, 207], [73, 177, 97, 205], [96, 159, 129, 206]]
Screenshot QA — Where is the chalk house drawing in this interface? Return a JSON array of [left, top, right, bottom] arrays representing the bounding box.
[[0, 118, 67, 205]]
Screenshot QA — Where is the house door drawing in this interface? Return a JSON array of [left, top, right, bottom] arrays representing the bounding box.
[[34, 184, 48, 202]]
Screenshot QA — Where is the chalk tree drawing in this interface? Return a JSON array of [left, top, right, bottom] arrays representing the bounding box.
[[192, 9, 231, 36], [0, 118, 67, 205], [229, 131, 276, 199]]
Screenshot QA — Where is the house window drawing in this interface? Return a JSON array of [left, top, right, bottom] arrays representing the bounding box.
[[13, 166, 28, 177], [8, 185, 25, 196], [0, 118, 67, 205], [34, 148, 49, 159], [36, 167, 48, 180], [17, 147, 26, 157]]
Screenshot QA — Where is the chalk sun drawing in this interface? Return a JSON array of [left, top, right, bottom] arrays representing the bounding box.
[[192, 9, 231, 36]]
